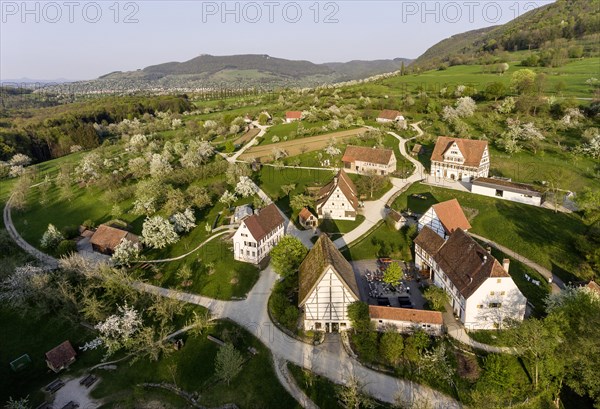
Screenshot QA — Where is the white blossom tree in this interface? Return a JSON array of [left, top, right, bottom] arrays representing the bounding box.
[[149, 153, 173, 178], [40, 224, 64, 249], [128, 134, 148, 151], [235, 176, 257, 198], [9, 153, 32, 167], [169, 208, 196, 233], [70, 145, 83, 153], [180, 140, 215, 168], [76, 152, 102, 183], [142, 216, 179, 249], [111, 238, 141, 266], [95, 303, 142, 357], [454, 96, 477, 117], [272, 147, 288, 161], [8, 165, 25, 178], [0, 264, 49, 309], [219, 190, 237, 207]]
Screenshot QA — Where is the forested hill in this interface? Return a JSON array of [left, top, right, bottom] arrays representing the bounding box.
[[414, 0, 600, 69]]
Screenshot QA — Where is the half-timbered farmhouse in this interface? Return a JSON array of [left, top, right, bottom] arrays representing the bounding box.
[[299, 235, 360, 332], [430, 136, 489, 182], [316, 170, 358, 221], [342, 145, 397, 176], [417, 199, 471, 239], [232, 203, 285, 264]]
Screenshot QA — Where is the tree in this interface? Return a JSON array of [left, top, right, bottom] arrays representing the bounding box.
[[379, 331, 404, 365], [454, 96, 477, 117], [214, 343, 244, 386], [419, 344, 456, 388], [575, 187, 600, 224], [40, 224, 65, 249], [0, 264, 49, 311], [226, 162, 252, 185], [281, 184, 296, 197], [95, 303, 142, 358], [235, 176, 257, 197], [141, 216, 179, 249], [485, 82, 506, 101], [186, 185, 212, 210], [219, 190, 237, 208], [290, 194, 313, 212], [337, 375, 375, 409], [186, 309, 213, 337], [111, 238, 141, 266], [270, 235, 308, 277], [10, 173, 33, 211], [347, 301, 371, 332], [76, 152, 102, 184], [357, 170, 388, 199], [383, 262, 403, 286], [4, 396, 30, 409], [149, 153, 173, 179], [423, 286, 448, 311], [169, 208, 196, 233], [510, 69, 537, 95], [507, 317, 563, 390], [38, 175, 52, 205], [9, 153, 32, 167]]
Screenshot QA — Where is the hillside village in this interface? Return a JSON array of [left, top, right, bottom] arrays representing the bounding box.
[[1, 1, 600, 408]]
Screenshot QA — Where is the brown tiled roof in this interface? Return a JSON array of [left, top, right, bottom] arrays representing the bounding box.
[[388, 209, 405, 223], [473, 177, 542, 197], [242, 203, 285, 242], [411, 144, 423, 154], [433, 229, 509, 298], [342, 145, 395, 166], [431, 136, 488, 167], [286, 111, 302, 119], [369, 305, 443, 325], [298, 235, 359, 305], [90, 225, 139, 251], [432, 199, 472, 234], [316, 170, 358, 211], [377, 109, 403, 120], [299, 207, 316, 222], [45, 341, 76, 369], [414, 226, 445, 255]]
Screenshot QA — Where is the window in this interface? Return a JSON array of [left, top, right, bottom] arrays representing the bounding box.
[[500, 291, 506, 296], [497, 279, 502, 283], [490, 291, 495, 296], [476, 304, 483, 309], [488, 303, 502, 308], [495, 189, 503, 197]]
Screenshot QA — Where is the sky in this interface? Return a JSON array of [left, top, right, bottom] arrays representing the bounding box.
[[1, 0, 553, 81]]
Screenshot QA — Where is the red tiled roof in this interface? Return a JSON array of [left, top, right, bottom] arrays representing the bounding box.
[[369, 305, 443, 325], [377, 109, 403, 120], [587, 280, 600, 294], [431, 136, 488, 167], [299, 207, 316, 222], [286, 111, 302, 119], [342, 145, 395, 166], [242, 203, 285, 242], [90, 225, 139, 251], [45, 341, 76, 369], [316, 170, 358, 211], [432, 199, 471, 234]]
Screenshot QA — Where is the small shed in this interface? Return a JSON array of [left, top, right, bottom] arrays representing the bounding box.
[[45, 341, 77, 373], [298, 207, 318, 229], [234, 204, 253, 223], [387, 209, 407, 230], [410, 144, 423, 157]]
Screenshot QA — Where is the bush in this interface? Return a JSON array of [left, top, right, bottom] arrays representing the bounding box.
[[82, 219, 96, 229], [61, 225, 80, 240], [56, 240, 77, 257]]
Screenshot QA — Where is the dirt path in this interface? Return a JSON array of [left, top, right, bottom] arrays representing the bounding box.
[[239, 127, 369, 161]]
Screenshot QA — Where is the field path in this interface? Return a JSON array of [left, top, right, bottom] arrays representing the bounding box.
[[239, 127, 369, 161]]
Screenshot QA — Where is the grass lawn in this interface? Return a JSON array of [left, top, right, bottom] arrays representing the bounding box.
[[0, 308, 103, 406], [392, 183, 587, 283], [341, 221, 413, 262], [319, 215, 365, 234], [138, 238, 261, 300], [287, 363, 393, 409], [91, 320, 298, 409], [260, 121, 358, 146]]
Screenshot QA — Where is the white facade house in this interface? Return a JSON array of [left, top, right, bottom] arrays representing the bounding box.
[[299, 235, 360, 332], [430, 136, 489, 182], [417, 199, 471, 239], [369, 305, 444, 336], [342, 145, 397, 176], [414, 227, 527, 330], [316, 170, 358, 221], [232, 203, 285, 265], [285, 111, 302, 123], [376, 109, 407, 129], [471, 177, 544, 206]]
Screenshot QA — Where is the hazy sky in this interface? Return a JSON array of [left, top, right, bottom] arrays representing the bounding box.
[[1, 0, 552, 80]]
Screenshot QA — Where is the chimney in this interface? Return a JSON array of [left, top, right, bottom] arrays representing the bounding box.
[[482, 255, 487, 265], [503, 258, 510, 273], [486, 245, 492, 253]]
